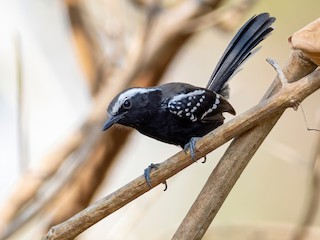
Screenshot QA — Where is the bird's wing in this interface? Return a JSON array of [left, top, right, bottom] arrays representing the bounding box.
[[167, 88, 235, 123]]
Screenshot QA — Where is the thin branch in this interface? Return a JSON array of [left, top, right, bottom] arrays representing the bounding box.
[[267, 58, 288, 86], [301, 105, 320, 132], [172, 50, 318, 240], [42, 59, 320, 240]]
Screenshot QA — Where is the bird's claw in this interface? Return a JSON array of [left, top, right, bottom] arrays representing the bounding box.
[[144, 163, 168, 191], [183, 137, 200, 162], [184, 137, 200, 161], [184, 137, 207, 163]]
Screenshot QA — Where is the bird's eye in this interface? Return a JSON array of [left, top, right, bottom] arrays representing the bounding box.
[[122, 98, 132, 109]]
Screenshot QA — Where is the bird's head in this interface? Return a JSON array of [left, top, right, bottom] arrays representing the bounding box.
[[102, 87, 161, 131]]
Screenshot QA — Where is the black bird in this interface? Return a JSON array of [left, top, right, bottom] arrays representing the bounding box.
[[103, 13, 275, 186]]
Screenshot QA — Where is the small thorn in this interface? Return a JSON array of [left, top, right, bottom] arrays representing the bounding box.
[[202, 156, 207, 163], [289, 99, 300, 111], [266, 58, 288, 86]]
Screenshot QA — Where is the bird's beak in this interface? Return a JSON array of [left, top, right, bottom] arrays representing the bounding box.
[[102, 114, 124, 131]]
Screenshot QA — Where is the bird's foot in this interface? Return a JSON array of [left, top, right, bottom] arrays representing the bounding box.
[[144, 163, 168, 191], [184, 138, 207, 163], [184, 137, 201, 162]]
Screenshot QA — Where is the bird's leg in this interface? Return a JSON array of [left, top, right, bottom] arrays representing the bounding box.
[[184, 137, 202, 162], [144, 163, 168, 191], [184, 138, 207, 163]]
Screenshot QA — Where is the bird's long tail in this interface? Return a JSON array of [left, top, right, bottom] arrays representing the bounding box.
[[206, 13, 275, 97]]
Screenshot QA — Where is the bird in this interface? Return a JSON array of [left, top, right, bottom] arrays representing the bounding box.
[[102, 13, 275, 187]]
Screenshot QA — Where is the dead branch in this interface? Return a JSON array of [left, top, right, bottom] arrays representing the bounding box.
[[41, 58, 320, 240]]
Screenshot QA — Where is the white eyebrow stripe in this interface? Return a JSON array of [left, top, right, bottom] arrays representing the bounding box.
[[111, 88, 159, 115]]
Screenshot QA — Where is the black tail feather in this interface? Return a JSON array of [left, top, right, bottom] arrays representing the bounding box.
[[206, 13, 275, 95]]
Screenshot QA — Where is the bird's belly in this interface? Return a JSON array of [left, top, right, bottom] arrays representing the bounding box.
[[135, 115, 222, 147]]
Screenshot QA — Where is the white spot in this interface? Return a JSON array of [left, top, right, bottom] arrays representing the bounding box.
[[188, 96, 192, 100], [178, 110, 183, 115], [185, 108, 189, 112], [186, 112, 191, 116], [202, 95, 205, 99], [215, 98, 220, 105], [191, 107, 197, 112], [212, 104, 217, 109], [191, 115, 197, 122], [196, 103, 200, 107], [187, 102, 191, 106], [111, 88, 159, 115], [199, 99, 203, 102], [176, 106, 181, 109]]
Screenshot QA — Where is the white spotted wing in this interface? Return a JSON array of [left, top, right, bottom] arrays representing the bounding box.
[[168, 89, 224, 122]]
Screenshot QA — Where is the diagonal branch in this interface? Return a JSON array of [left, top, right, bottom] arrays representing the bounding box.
[[171, 50, 318, 240], [42, 54, 320, 240]]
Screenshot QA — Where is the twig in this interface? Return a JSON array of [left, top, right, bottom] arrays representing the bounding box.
[[301, 105, 320, 132], [42, 60, 320, 240], [172, 50, 318, 240], [267, 58, 288, 86]]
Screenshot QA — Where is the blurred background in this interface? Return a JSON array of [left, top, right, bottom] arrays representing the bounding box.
[[0, 0, 320, 239]]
